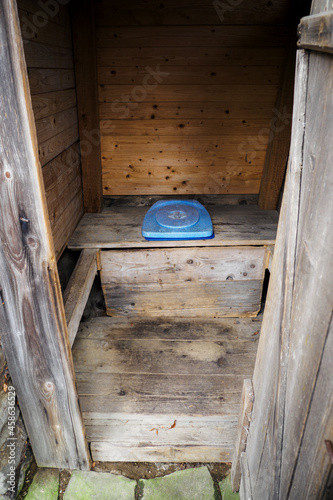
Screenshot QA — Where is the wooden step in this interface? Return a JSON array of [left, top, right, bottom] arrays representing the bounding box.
[[73, 315, 261, 462]]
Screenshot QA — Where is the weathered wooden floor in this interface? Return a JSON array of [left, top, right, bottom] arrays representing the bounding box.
[[73, 315, 261, 462]]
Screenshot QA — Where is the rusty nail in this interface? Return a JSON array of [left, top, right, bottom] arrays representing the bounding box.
[[325, 440, 333, 464]]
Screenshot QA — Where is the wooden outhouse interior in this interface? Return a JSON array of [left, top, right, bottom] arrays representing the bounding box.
[[14, 0, 310, 464]]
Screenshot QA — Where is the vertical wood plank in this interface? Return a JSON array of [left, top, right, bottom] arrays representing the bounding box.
[[245, 50, 309, 498], [0, 0, 90, 469], [258, 33, 296, 210], [71, 0, 102, 213], [231, 379, 254, 492]]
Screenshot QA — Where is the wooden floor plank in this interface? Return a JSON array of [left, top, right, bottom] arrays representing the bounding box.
[[73, 314, 261, 462]]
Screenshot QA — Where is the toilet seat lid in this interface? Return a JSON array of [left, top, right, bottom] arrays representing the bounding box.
[[155, 203, 199, 229]]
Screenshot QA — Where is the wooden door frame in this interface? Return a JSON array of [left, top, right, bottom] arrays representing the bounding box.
[[239, 1, 333, 497], [0, 0, 90, 469]]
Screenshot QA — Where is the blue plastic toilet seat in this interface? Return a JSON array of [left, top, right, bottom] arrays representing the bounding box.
[[142, 200, 214, 240]]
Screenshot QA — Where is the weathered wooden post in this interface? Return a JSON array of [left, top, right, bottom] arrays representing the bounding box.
[[0, 0, 90, 469]]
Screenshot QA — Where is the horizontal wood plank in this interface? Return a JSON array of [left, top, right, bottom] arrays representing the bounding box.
[[100, 118, 274, 137], [99, 101, 275, 121], [38, 123, 79, 166], [103, 281, 263, 318], [31, 89, 76, 120], [68, 202, 278, 250], [98, 65, 281, 86], [97, 46, 286, 68], [97, 44, 284, 69], [17, 0, 71, 26], [19, 9, 72, 47], [101, 136, 268, 153], [101, 164, 262, 196], [23, 40, 73, 68], [101, 247, 265, 284], [96, 26, 289, 48], [94, 0, 291, 26], [90, 442, 232, 463], [28, 68, 75, 94], [99, 84, 278, 103], [35, 107, 78, 144], [76, 314, 262, 342], [52, 191, 84, 260]]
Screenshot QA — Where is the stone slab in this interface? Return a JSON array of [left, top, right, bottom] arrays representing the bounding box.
[[219, 474, 240, 499], [139, 466, 215, 500], [24, 469, 59, 500], [63, 471, 136, 500]]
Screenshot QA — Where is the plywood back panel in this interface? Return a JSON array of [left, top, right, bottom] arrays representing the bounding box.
[[96, 0, 293, 196], [18, 1, 83, 259]]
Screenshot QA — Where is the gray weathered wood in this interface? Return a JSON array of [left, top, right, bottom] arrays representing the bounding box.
[[73, 314, 261, 463], [68, 201, 278, 250], [64, 249, 98, 346], [231, 379, 254, 492], [240, 452, 253, 500], [298, 12, 333, 53], [0, 0, 90, 469], [245, 50, 309, 498], [100, 247, 265, 318], [279, 49, 333, 499], [311, 0, 333, 14]]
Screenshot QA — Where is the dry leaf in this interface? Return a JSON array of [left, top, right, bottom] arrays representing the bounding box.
[[3, 383, 7, 393], [169, 420, 176, 429]]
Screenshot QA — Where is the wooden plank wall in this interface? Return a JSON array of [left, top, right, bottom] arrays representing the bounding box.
[[95, 0, 293, 195], [17, 0, 84, 259]]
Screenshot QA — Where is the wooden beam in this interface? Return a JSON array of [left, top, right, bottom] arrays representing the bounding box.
[[0, 0, 90, 469], [64, 249, 98, 347], [298, 12, 333, 54], [71, 0, 103, 213], [231, 379, 254, 492], [258, 34, 296, 211]]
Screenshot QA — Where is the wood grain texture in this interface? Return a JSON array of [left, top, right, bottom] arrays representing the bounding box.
[[18, 0, 83, 259], [64, 249, 98, 346], [96, 26, 289, 48], [97, 46, 286, 67], [258, 33, 296, 210], [28, 68, 75, 95], [73, 315, 260, 462], [31, 89, 76, 120], [94, 0, 292, 26], [42, 143, 83, 259], [100, 246, 265, 318], [279, 50, 333, 500], [23, 40, 74, 68], [71, 0, 103, 213], [298, 11, 333, 53], [68, 200, 278, 250], [0, 0, 89, 469], [245, 50, 309, 498], [231, 379, 254, 492], [96, 4, 290, 195], [18, 0, 71, 26]]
